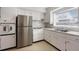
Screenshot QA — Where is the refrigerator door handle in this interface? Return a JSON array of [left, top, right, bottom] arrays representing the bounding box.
[[3, 26, 6, 32], [0, 38, 1, 49]]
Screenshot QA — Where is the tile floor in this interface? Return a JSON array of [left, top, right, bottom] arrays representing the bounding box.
[[8, 41, 58, 51]]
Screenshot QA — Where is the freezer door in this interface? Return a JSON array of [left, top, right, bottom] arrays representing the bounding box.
[[17, 27, 33, 48], [28, 27, 33, 44], [22, 27, 33, 46], [17, 27, 23, 48], [17, 15, 32, 27]]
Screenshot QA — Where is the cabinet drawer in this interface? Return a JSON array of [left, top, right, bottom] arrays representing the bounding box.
[[0, 35, 16, 50]]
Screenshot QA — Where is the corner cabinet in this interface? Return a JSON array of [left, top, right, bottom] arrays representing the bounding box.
[[44, 29, 79, 51], [33, 29, 44, 42], [0, 35, 16, 50], [65, 36, 79, 51], [44, 29, 65, 51]]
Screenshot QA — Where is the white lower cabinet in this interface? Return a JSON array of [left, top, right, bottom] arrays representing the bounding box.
[[44, 29, 79, 51], [44, 30, 65, 51], [44, 30, 51, 43], [52, 32, 65, 51], [66, 36, 79, 51], [33, 29, 44, 42], [0, 35, 16, 50]]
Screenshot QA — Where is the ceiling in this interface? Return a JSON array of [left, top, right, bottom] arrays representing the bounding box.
[[18, 7, 47, 13]]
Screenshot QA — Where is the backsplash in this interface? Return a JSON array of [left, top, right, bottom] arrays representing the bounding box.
[[32, 20, 44, 28], [54, 26, 79, 32]]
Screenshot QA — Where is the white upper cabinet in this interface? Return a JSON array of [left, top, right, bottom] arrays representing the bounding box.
[[32, 12, 44, 20], [1, 7, 17, 18], [1, 7, 17, 23], [17, 8, 32, 16]]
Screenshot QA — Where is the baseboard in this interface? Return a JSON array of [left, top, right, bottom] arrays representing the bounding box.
[[44, 39, 61, 51], [33, 40, 45, 43], [1, 39, 60, 51]]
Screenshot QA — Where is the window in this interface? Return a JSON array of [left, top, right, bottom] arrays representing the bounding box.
[[52, 8, 79, 28]]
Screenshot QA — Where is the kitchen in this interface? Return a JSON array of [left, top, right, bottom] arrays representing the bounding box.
[[0, 7, 79, 51]]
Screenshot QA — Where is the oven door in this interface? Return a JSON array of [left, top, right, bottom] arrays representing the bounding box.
[[8, 24, 15, 34], [0, 24, 9, 35]]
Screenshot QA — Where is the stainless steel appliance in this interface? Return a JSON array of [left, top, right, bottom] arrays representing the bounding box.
[[0, 22, 16, 50], [0, 23, 15, 35], [16, 15, 33, 48]]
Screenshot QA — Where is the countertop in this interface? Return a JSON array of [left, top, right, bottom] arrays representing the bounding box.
[[44, 28, 79, 36]]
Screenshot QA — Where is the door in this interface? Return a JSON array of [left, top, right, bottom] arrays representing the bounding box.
[[22, 27, 32, 46], [22, 16, 32, 26], [28, 16, 32, 26], [17, 15, 32, 26], [28, 27, 33, 44], [0, 24, 9, 35], [16, 27, 23, 48], [33, 29, 43, 42], [17, 27, 32, 48], [0, 35, 16, 50], [17, 15, 24, 27], [53, 32, 65, 51], [66, 36, 79, 51], [8, 24, 15, 34], [44, 30, 51, 42]]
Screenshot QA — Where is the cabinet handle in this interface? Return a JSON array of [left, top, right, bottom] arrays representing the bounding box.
[[76, 39, 79, 40], [65, 49, 67, 51], [13, 36, 15, 38], [66, 41, 69, 43]]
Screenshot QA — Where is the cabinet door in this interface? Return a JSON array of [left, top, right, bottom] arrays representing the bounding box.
[[66, 36, 79, 51], [1, 35, 16, 50], [1, 7, 17, 23], [1, 7, 17, 18], [32, 12, 40, 20], [51, 32, 65, 51], [44, 30, 51, 42], [44, 30, 65, 51], [33, 29, 43, 42]]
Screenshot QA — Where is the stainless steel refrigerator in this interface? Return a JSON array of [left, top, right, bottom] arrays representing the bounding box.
[[16, 15, 33, 48]]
